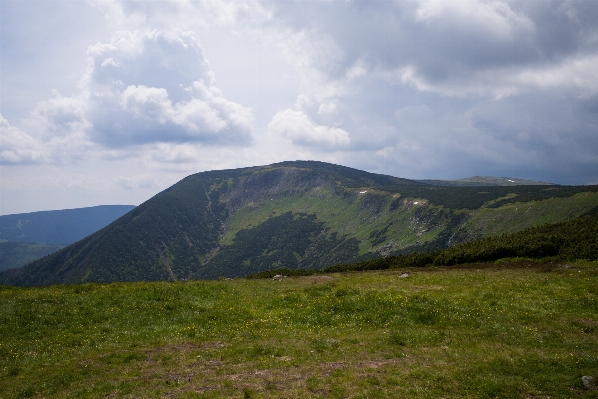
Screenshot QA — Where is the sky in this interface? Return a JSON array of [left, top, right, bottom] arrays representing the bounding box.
[[1, 0, 598, 215]]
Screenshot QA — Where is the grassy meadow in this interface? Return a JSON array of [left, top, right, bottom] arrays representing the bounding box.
[[1, 261, 597, 398]]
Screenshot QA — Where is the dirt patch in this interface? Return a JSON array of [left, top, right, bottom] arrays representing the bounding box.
[[358, 358, 404, 369], [320, 361, 346, 376], [388, 260, 568, 275], [302, 275, 335, 283], [144, 343, 201, 356], [143, 341, 225, 363], [199, 341, 225, 349]]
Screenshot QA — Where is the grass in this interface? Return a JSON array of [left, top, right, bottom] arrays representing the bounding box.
[[222, 187, 448, 256], [219, 188, 598, 262], [459, 191, 598, 241], [1, 261, 597, 398]]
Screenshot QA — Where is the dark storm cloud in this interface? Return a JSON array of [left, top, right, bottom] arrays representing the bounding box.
[[261, 0, 598, 184]]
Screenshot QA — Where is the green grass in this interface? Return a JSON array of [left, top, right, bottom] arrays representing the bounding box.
[[1, 261, 597, 398], [221, 188, 598, 261], [222, 187, 450, 257], [458, 191, 598, 241]]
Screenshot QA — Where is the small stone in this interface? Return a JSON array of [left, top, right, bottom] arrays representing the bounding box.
[[272, 274, 284, 280], [582, 376, 594, 389], [398, 273, 409, 278]]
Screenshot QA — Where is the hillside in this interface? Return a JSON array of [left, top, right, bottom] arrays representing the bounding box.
[[0, 243, 64, 272], [419, 176, 553, 186], [1, 161, 597, 286], [0, 205, 135, 272], [0, 205, 136, 244]]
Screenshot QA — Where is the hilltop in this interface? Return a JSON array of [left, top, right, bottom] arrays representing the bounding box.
[[1, 161, 597, 286]]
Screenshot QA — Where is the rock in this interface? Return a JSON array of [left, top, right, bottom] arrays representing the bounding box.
[[582, 376, 594, 389], [398, 273, 409, 278], [272, 274, 284, 280]]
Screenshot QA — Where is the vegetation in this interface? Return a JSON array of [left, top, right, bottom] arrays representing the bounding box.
[[0, 205, 135, 245], [0, 243, 64, 272], [244, 267, 322, 280], [1, 161, 597, 286], [379, 184, 598, 210], [204, 212, 358, 279], [419, 176, 551, 186], [324, 212, 598, 274], [1, 261, 597, 398]]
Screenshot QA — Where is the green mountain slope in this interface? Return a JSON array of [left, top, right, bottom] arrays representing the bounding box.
[[419, 176, 553, 186], [1, 161, 597, 286]]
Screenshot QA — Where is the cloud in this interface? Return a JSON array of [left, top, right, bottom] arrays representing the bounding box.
[[26, 90, 90, 139], [145, 143, 201, 165], [256, 1, 598, 179], [268, 109, 350, 149], [414, 0, 534, 39], [267, 1, 598, 98], [3, 0, 598, 216], [13, 28, 253, 161], [86, 29, 253, 147], [114, 174, 157, 189], [0, 115, 44, 164], [90, 0, 270, 31], [396, 53, 598, 99]]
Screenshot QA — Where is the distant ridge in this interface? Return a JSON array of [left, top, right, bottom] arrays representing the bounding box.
[[418, 176, 554, 186], [0, 205, 136, 245]]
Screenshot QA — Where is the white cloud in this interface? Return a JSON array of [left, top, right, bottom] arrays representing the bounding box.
[[318, 101, 338, 116], [114, 174, 157, 189], [26, 90, 90, 139], [18, 28, 253, 155], [0, 115, 44, 164], [145, 143, 200, 165], [268, 109, 350, 148], [90, 0, 270, 31], [85, 29, 253, 147]]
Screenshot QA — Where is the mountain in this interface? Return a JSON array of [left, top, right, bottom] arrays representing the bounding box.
[[0, 243, 65, 273], [0, 205, 136, 244], [0, 205, 135, 271], [1, 161, 597, 286], [418, 176, 554, 186]]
